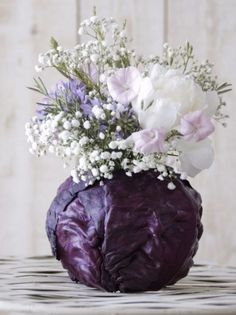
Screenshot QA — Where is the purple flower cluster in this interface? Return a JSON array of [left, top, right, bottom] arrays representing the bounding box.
[[37, 79, 100, 119]]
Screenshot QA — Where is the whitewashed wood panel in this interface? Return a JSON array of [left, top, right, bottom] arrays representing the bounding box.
[[0, 0, 77, 256], [167, 0, 236, 265], [0, 0, 165, 257], [0, 0, 235, 266]]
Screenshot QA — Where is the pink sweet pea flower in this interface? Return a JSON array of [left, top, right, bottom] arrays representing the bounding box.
[[128, 128, 167, 154], [180, 110, 215, 142], [107, 66, 141, 104]]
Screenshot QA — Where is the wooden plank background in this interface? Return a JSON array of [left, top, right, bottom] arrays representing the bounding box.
[[0, 0, 235, 266]]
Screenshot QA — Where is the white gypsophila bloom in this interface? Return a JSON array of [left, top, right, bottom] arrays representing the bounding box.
[[91, 168, 99, 177], [83, 120, 91, 129], [63, 121, 71, 130], [35, 65, 42, 72], [99, 73, 106, 83], [71, 169, 79, 183], [103, 103, 114, 111], [108, 141, 117, 149], [117, 140, 128, 150], [92, 105, 104, 119], [71, 119, 80, 127], [59, 130, 71, 141], [157, 174, 164, 181], [100, 164, 109, 173], [167, 182, 176, 190], [111, 151, 122, 159], [75, 111, 82, 118], [51, 120, 58, 129], [78, 156, 89, 171], [65, 148, 71, 156], [121, 158, 129, 169], [99, 132, 105, 140], [79, 136, 89, 146], [72, 144, 80, 155], [101, 151, 111, 159], [78, 27, 84, 35], [90, 54, 99, 63]]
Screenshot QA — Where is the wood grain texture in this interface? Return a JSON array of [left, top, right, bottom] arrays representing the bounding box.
[[0, 0, 235, 266], [0, 256, 236, 315], [0, 0, 77, 256], [167, 0, 236, 266]]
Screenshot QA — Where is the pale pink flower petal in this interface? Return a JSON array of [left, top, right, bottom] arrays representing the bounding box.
[[180, 110, 215, 142], [127, 128, 167, 154], [107, 66, 141, 104]]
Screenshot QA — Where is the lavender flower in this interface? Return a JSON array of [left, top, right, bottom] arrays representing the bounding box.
[[107, 67, 142, 104], [180, 110, 215, 142], [127, 128, 167, 154], [37, 79, 100, 118]]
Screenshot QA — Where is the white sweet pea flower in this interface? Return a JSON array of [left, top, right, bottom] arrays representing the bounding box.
[[107, 66, 142, 104], [132, 64, 219, 131], [176, 138, 214, 177]]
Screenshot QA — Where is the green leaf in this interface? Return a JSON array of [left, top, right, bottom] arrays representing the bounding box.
[[141, 100, 144, 110], [218, 88, 232, 95], [145, 100, 154, 111], [50, 37, 59, 50], [27, 87, 41, 93]]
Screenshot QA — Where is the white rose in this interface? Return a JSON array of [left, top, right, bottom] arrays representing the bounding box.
[[132, 65, 218, 131], [176, 138, 214, 177]]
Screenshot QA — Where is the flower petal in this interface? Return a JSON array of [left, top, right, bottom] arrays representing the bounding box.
[[107, 67, 142, 104], [138, 98, 177, 130], [177, 139, 214, 177]]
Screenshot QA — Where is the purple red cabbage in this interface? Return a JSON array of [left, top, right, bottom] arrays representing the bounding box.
[[46, 171, 203, 292]]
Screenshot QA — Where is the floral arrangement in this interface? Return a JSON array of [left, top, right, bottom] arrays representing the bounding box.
[[25, 13, 231, 189]]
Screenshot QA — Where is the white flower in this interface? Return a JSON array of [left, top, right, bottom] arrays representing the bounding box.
[[71, 119, 80, 127], [71, 170, 79, 183], [92, 105, 104, 119], [132, 64, 218, 131], [90, 16, 98, 23], [99, 132, 105, 140], [99, 73, 106, 83], [72, 144, 80, 155], [91, 168, 99, 176], [90, 54, 99, 63], [78, 27, 84, 35], [176, 138, 214, 177], [63, 121, 71, 130], [65, 148, 71, 156], [83, 120, 91, 129], [167, 182, 176, 190], [35, 65, 42, 72], [108, 141, 117, 149], [59, 130, 71, 141], [120, 30, 126, 38], [100, 164, 108, 173], [79, 136, 89, 146], [101, 151, 110, 159], [75, 111, 82, 118]]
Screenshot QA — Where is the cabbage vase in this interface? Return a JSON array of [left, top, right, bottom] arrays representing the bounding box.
[[46, 171, 203, 292]]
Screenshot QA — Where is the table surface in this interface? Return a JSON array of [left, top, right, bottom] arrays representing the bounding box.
[[0, 256, 236, 315]]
